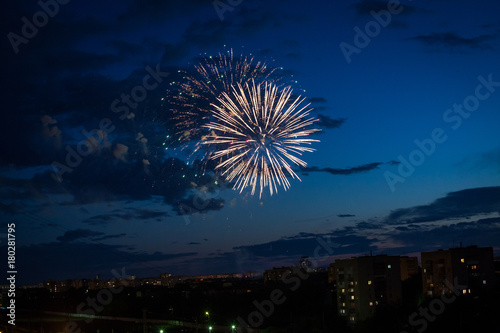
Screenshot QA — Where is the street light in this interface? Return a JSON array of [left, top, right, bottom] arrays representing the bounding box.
[[209, 326, 213, 332]]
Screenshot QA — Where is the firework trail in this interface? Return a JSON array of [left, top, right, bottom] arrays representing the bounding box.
[[202, 80, 320, 198]]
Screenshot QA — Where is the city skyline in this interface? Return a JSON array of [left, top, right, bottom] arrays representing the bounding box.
[[1, 0, 500, 285]]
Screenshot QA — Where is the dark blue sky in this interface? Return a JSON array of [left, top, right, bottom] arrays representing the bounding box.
[[1, 0, 499, 285]]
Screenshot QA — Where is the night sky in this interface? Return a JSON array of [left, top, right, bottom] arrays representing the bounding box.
[[1, 0, 500, 285]]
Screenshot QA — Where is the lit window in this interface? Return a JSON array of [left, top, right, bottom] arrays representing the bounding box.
[[471, 265, 477, 270], [483, 280, 487, 285], [460, 258, 464, 263], [350, 288, 354, 292], [387, 264, 391, 268], [468, 289, 471, 293], [351, 295, 355, 300], [463, 289, 467, 294], [368, 280, 372, 285], [423, 268, 426, 273], [342, 302, 345, 307], [369, 302, 373, 306], [341, 288, 345, 293], [350, 316, 355, 321]]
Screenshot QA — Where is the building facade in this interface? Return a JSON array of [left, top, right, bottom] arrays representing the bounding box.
[[335, 255, 402, 324], [421, 245, 495, 297]]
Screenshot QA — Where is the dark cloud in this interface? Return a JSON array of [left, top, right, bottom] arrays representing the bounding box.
[[56, 229, 105, 242], [387, 218, 500, 255], [308, 97, 327, 104], [173, 194, 225, 216], [93, 233, 127, 241], [337, 214, 355, 218], [316, 115, 346, 129], [55, 228, 127, 243], [6, 241, 197, 284], [117, 0, 210, 23], [189, 242, 201, 245], [301, 162, 382, 175], [409, 32, 494, 50], [386, 186, 500, 224], [351, 0, 418, 16]]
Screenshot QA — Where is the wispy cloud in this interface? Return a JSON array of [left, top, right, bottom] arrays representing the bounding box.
[[409, 32, 494, 51], [385, 186, 500, 224], [301, 162, 382, 175], [316, 115, 346, 129]]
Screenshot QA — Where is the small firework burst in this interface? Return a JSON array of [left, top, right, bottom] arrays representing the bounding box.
[[164, 49, 286, 145]]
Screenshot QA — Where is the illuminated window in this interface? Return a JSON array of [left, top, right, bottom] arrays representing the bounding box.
[[461, 258, 464, 263], [351, 295, 355, 300], [423, 268, 426, 273], [340, 309, 345, 314], [468, 289, 471, 293], [341, 288, 345, 293], [483, 280, 487, 285], [368, 280, 372, 285], [387, 264, 391, 268], [369, 302, 373, 306], [342, 302, 346, 307], [463, 289, 467, 294], [471, 265, 477, 270], [350, 316, 355, 321], [350, 288, 354, 292]]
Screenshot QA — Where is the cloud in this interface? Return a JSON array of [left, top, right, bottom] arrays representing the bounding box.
[[301, 162, 382, 175], [173, 194, 225, 216], [409, 32, 494, 51], [56, 229, 105, 242], [316, 115, 346, 129], [386, 218, 500, 255], [338, 214, 355, 218], [83, 208, 168, 225], [308, 97, 327, 104], [386, 186, 500, 224], [93, 233, 127, 241], [6, 241, 197, 284], [351, 0, 418, 16]]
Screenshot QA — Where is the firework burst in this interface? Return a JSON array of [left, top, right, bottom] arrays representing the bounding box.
[[202, 80, 320, 198], [165, 49, 289, 145]]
